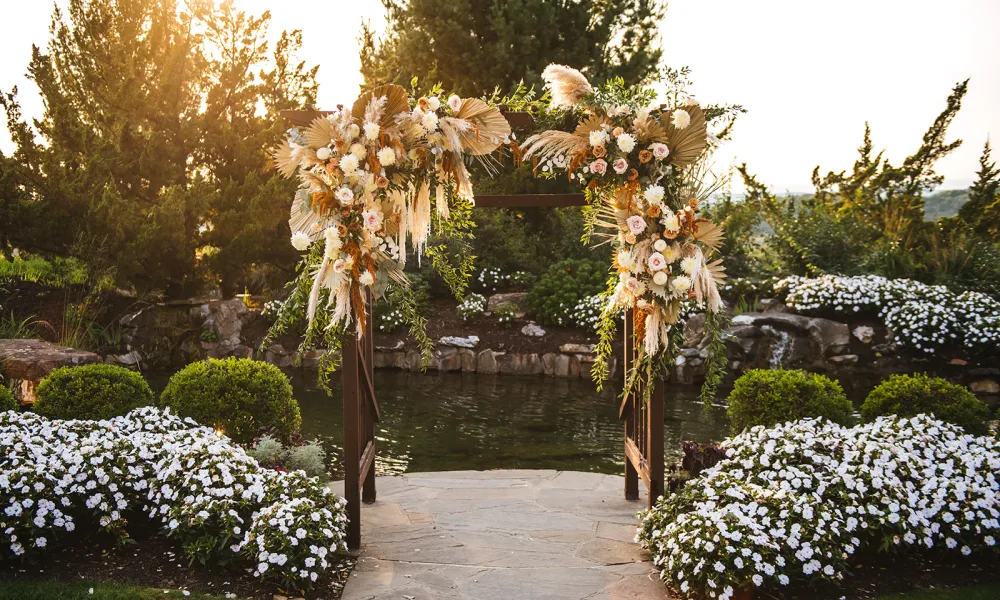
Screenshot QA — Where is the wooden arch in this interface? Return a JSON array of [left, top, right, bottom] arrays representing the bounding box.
[[283, 109, 664, 550]]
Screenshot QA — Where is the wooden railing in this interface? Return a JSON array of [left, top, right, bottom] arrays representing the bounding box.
[[619, 310, 665, 507], [341, 288, 379, 550]]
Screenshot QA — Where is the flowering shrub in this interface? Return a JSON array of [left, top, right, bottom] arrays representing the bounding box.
[[777, 275, 1000, 357], [862, 373, 991, 436], [638, 415, 1000, 599], [159, 358, 302, 445], [34, 364, 154, 420], [375, 305, 406, 332], [475, 267, 534, 292], [525, 259, 607, 327], [571, 294, 604, 332], [494, 303, 517, 327], [457, 293, 487, 321], [725, 369, 854, 433], [0, 407, 348, 589]]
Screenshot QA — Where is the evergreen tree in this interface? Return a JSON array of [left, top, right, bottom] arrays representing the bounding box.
[[959, 140, 1000, 240], [359, 0, 666, 95]]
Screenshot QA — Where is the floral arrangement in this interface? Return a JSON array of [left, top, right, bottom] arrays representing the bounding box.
[[777, 275, 1000, 357], [522, 65, 728, 394], [268, 85, 510, 358], [638, 414, 1000, 599], [0, 407, 348, 590]]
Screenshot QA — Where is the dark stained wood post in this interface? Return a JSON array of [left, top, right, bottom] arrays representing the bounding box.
[[362, 289, 377, 504], [623, 310, 639, 501], [341, 325, 362, 550], [647, 377, 665, 507]]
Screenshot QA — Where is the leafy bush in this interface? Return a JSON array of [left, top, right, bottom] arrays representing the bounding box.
[[0, 385, 16, 412], [569, 294, 603, 331], [34, 364, 153, 420], [638, 415, 1000, 598], [525, 259, 608, 327], [248, 434, 328, 481], [457, 293, 487, 321], [475, 267, 535, 292], [494, 303, 517, 327], [725, 369, 853, 433], [861, 373, 991, 435], [0, 407, 347, 589], [159, 358, 301, 445]]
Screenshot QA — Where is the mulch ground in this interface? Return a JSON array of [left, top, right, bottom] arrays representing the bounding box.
[[0, 536, 355, 600]]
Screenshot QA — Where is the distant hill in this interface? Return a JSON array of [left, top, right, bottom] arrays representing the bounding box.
[[923, 189, 968, 220]]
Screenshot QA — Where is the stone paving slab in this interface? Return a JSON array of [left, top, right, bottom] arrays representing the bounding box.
[[334, 470, 667, 600]]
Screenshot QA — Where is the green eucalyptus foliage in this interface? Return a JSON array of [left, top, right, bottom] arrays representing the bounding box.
[[726, 369, 854, 434], [34, 364, 154, 420], [159, 358, 302, 445], [861, 373, 991, 436]]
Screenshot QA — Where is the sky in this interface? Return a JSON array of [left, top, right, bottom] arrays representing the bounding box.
[[1, 0, 998, 193]]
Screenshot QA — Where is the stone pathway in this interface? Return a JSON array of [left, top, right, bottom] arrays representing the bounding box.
[[331, 470, 666, 600]]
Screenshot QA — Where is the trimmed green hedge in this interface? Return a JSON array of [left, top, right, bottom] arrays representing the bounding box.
[[0, 385, 16, 412], [861, 373, 990, 435], [159, 358, 301, 445], [726, 369, 854, 433], [34, 364, 153, 420]]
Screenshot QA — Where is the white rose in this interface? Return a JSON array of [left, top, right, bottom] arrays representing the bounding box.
[[332, 258, 348, 273], [316, 147, 332, 161], [626, 215, 646, 235], [335, 186, 355, 204], [653, 239, 667, 252], [650, 143, 669, 159], [377, 147, 395, 166], [447, 94, 462, 112], [363, 121, 380, 140], [617, 133, 636, 153], [348, 123, 360, 139], [671, 109, 691, 130], [652, 271, 668, 286], [339, 154, 359, 174], [613, 158, 629, 174], [427, 96, 441, 111], [362, 207, 383, 231], [644, 185, 665, 204], [290, 231, 311, 251], [647, 252, 667, 272], [359, 271, 374, 286]]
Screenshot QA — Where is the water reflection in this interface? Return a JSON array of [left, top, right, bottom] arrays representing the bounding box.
[[290, 371, 728, 480]]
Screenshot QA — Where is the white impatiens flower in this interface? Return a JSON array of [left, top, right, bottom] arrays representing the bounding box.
[[671, 275, 692, 294], [291, 231, 311, 251], [671, 109, 691, 130], [363, 121, 380, 140], [644, 185, 665, 205], [589, 129, 609, 147], [315, 147, 332, 161], [617, 132, 636, 153], [377, 147, 396, 166]]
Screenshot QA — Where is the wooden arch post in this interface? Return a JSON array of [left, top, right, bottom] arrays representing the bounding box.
[[281, 109, 665, 549]]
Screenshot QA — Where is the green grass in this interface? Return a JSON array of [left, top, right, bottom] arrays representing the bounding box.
[[880, 584, 1000, 600], [0, 580, 235, 600]]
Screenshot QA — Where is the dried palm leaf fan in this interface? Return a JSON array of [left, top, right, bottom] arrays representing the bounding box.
[[691, 220, 725, 253], [271, 142, 299, 178], [351, 84, 410, 127], [304, 115, 338, 148], [454, 98, 512, 155], [664, 104, 708, 168]]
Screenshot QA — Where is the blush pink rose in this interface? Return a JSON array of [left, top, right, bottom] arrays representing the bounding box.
[[590, 159, 608, 175], [613, 158, 628, 174], [626, 215, 647, 235], [647, 252, 667, 271]]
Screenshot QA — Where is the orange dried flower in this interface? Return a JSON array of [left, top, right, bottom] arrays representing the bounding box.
[[376, 176, 389, 189], [627, 168, 639, 182], [639, 150, 653, 164], [592, 144, 607, 158], [417, 97, 430, 112], [647, 204, 662, 218], [613, 126, 624, 137]]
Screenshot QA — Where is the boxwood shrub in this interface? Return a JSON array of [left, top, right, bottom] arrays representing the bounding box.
[[726, 369, 854, 433], [34, 364, 153, 420], [159, 358, 301, 445], [861, 373, 991, 435], [525, 259, 607, 327], [0, 385, 16, 412]]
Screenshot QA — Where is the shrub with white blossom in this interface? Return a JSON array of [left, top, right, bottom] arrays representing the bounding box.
[[0, 407, 348, 590], [457, 293, 487, 321], [638, 415, 1000, 600], [777, 275, 1000, 357]]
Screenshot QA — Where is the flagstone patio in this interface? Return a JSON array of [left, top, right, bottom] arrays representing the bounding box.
[[331, 470, 666, 600]]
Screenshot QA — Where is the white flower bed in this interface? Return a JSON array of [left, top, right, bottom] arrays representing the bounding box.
[[637, 415, 1000, 600], [777, 275, 1000, 356], [0, 407, 348, 589]]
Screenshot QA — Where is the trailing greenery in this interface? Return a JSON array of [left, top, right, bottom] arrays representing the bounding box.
[[525, 259, 607, 327], [725, 369, 854, 433], [861, 373, 991, 436], [34, 364, 153, 421], [159, 358, 302, 445]]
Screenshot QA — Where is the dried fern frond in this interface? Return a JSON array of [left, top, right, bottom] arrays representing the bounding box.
[[455, 98, 511, 155], [520, 131, 587, 160], [665, 104, 708, 168], [542, 64, 593, 109]]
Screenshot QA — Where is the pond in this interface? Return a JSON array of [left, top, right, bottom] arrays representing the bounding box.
[[286, 371, 729, 479]]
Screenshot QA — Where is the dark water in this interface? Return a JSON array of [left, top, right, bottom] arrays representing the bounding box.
[[287, 371, 728, 478]]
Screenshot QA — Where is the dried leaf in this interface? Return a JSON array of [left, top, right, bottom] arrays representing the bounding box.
[[692, 220, 725, 251], [304, 116, 336, 149], [455, 98, 511, 155], [353, 84, 410, 128], [665, 104, 708, 168]]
